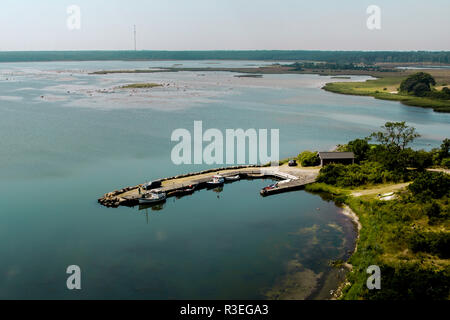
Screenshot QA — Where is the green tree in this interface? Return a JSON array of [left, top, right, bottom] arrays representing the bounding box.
[[399, 72, 436, 96], [346, 138, 370, 163], [370, 121, 420, 152], [409, 150, 433, 171], [440, 138, 450, 159], [297, 151, 320, 167], [442, 158, 450, 168], [411, 82, 430, 97]]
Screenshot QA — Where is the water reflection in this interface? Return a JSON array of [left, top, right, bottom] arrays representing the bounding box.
[[212, 186, 223, 193], [138, 202, 166, 212]]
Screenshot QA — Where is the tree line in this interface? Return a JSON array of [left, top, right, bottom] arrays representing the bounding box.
[[1, 50, 450, 64]]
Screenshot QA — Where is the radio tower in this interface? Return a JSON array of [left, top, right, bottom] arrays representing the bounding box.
[[133, 25, 137, 51]]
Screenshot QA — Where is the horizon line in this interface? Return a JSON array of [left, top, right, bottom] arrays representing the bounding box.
[[1, 49, 450, 53]]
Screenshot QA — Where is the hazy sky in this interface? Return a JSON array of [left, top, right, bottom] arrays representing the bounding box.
[[1, 0, 449, 51]]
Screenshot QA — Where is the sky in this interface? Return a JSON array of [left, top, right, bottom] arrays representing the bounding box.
[[0, 0, 449, 51]]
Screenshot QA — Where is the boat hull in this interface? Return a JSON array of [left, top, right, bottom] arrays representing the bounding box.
[[225, 175, 240, 181], [206, 181, 224, 188], [138, 198, 166, 204]]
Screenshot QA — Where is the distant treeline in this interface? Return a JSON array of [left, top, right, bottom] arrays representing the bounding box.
[[0, 50, 450, 64], [289, 62, 392, 71]]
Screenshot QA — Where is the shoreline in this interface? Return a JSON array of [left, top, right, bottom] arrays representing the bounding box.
[[331, 204, 361, 300]]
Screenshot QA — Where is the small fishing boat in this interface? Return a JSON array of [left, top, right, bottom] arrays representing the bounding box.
[[206, 175, 225, 187], [260, 183, 278, 196], [175, 185, 196, 196], [181, 184, 196, 194], [225, 175, 240, 181], [138, 189, 167, 204], [263, 183, 278, 191]]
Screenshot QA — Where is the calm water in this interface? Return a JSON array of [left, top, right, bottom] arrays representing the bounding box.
[[0, 60, 449, 299]]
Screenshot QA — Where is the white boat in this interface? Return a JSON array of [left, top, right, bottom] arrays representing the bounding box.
[[381, 192, 394, 197], [206, 175, 225, 187], [138, 189, 167, 204], [225, 175, 240, 181]]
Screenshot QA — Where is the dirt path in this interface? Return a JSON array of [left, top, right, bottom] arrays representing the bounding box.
[[351, 182, 411, 197], [427, 168, 450, 175]]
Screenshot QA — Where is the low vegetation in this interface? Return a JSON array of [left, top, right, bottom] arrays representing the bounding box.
[[289, 62, 392, 73], [120, 83, 163, 89], [297, 151, 320, 167], [306, 122, 450, 300], [342, 192, 450, 300]]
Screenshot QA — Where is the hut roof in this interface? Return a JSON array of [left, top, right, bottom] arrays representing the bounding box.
[[318, 152, 355, 160]]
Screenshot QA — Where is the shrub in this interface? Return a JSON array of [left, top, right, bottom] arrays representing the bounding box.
[[424, 201, 445, 225], [365, 263, 450, 300], [317, 162, 396, 187], [317, 163, 347, 185], [409, 150, 433, 170], [345, 138, 370, 163], [409, 231, 450, 259], [442, 158, 450, 168], [440, 139, 450, 159], [408, 171, 450, 200]]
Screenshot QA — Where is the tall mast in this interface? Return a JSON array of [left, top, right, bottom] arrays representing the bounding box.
[[134, 25, 137, 51]]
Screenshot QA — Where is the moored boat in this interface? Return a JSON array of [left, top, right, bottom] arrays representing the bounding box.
[[170, 184, 196, 197], [260, 183, 278, 196], [181, 185, 196, 194], [206, 175, 225, 187], [225, 175, 240, 181], [138, 189, 167, 204]]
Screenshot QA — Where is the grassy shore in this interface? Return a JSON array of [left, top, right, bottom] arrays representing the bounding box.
[[323, 76, 450, 113], [305, 180, 449, 300]]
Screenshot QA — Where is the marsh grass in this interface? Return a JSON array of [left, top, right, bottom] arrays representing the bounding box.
[[121, 83, 163, 89]]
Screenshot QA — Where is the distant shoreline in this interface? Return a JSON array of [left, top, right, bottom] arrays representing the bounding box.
[[1, 50, 450, 64]]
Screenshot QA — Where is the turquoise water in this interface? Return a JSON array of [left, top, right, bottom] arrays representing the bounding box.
[[0, 60, 449, 299]]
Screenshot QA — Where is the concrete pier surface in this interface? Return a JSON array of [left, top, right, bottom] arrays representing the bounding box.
[[98, 164, 320, 207]]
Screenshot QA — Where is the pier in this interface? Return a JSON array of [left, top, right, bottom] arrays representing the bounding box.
[[98, 165, 319, 207]]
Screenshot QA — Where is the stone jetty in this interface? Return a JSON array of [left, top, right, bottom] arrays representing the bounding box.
[[98, 165, 319, 208]]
